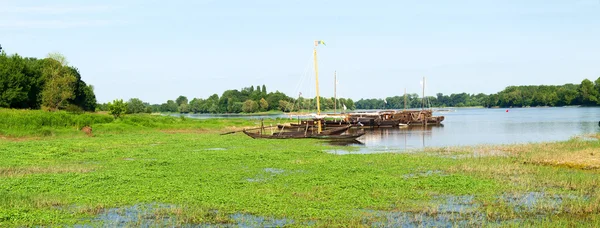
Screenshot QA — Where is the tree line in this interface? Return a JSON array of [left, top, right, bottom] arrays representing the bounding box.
[[355, 78, 600, 109], [97, 85, 356, 114], [4, 51, 599, 113], [0, 52, 97, 112]]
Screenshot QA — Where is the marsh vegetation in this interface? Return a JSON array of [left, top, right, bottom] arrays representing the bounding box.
[[0, 109, 598, 227]]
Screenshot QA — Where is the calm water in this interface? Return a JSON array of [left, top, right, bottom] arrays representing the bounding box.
[[338, 107, 600, 153], [184, 107, 600, 152]]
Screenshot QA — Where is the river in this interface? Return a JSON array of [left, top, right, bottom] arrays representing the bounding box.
[[183, 107, 600, 153]]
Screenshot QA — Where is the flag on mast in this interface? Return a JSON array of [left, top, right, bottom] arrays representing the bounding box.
[[314, 40, 326, 46]]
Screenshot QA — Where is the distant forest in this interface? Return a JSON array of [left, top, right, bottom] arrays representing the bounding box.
[[3, 52, 600, 114], [96, 85, 357, 114], [355, 79, 600, 109], [100, 78, 600, 115]]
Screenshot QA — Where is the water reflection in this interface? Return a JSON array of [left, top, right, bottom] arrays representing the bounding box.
[[328, 125, 444, 154], [328, 107, 600, 154], [180, 107, 600, 153]]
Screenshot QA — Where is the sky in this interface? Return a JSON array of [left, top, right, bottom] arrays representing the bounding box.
[[1, 0, 599, 103]]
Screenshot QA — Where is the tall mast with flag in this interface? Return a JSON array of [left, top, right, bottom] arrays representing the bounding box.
[[314, 40, 325, 133]]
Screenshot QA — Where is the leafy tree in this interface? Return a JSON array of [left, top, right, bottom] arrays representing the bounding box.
[[278, 100, 291, 112], [41, 54, 77, 111], [126, 98, 146, 114], [595, 77, 600, 96], [166, 100, 178, 112], [67, 67, 97, 111], [578, 79, 598, 105], [179, 103, 190, 113], [0, 53, 30, 108], [242, 100, 259, 113], [262, 84, 267, 95], [189, 98, 203, 113], [176, 96, 188, 106], [108, 99, 127, 119], [266, 91, 290, 111], [259, 98, 269, 111]]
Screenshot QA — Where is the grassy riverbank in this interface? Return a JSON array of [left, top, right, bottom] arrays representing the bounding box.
[[0, 109, 599, 227]]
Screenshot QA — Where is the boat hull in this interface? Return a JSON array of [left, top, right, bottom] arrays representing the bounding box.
[[242, 130, 364, 140]]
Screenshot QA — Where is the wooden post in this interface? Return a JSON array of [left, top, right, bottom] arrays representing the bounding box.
[[260, 119, 264, 135]]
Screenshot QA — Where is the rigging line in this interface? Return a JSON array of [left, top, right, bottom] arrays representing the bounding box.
[[291, 54, 315, 96], [289, 53, 315, 113]]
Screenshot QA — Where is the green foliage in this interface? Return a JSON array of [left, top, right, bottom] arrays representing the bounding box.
[[278, 100, 291, 112], [189, 98, 203, 113], [578, 79, 599, 105], [175, 96, 188, 106], [356, 78, 600, 109], [151, 85, 357, 114], [259, 98, 269, 111], [241, 99, 258, 113], [160, 100, 178, 112], [108, 99, 127, 119], [178, 103, 190, 113], [0, 51, 95, 111], [41, 54, 77, 111], [126, 98, 146, 114], [67, 69, 97, 111], [0, 108, 113, 136], [0, 53, 45, 109], [1, 112, 599, 226]]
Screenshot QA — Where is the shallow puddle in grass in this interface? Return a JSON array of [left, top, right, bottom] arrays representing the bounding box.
[[71, 191, 590, 227], [230, 213, 294, 227], [363, 192, 590, 227], [246, 168, 286, 182], [74, 203, 295, 227], [74, 203, 177, 227], [365, 195, 484, 227], [502, 191, 589, 213]]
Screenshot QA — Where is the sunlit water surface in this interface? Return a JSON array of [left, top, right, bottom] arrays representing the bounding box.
[[184, 107, 600, 153]]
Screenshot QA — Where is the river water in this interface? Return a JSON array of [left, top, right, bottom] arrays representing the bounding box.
[[185, 107, 600, 153]]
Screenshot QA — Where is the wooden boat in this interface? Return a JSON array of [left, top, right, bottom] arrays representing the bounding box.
[[243, 130, 365, 140], [320, 125, 352, 135], [277, 124, 350, 134], [242, 41, 364, 141]]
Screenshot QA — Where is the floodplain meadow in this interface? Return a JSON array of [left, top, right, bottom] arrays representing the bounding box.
[[0, 109, 598, 227]]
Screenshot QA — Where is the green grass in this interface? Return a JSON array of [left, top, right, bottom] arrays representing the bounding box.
[[0, 109, 599, 227]]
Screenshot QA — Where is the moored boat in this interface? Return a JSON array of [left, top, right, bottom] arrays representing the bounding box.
[[243, 130, 365, 141]]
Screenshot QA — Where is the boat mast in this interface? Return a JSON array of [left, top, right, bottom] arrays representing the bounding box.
[[313, 43, 322, 133], [421, 76, 425, 110], [334, 71, 337, 114], [404, 88, 407, 111]]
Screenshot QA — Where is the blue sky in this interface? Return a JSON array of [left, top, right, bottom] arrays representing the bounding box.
[[2, 0, 599, 103]]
